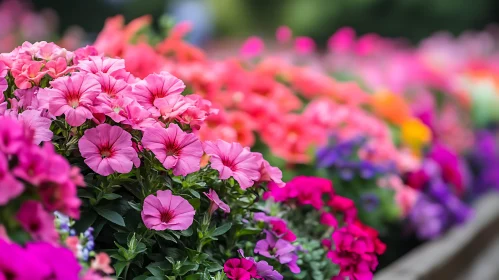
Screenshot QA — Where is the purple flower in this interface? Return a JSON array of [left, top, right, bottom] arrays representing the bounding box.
[[408, 195, 447, 239], [254, 230, 300, 273], [253, 260, 283, 280]]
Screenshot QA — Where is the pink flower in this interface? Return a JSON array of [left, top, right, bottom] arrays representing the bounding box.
[[276, 26, 292, 43], [39, 73, 100, 126], [254, 153, 285, 187], [0, 151, 23, 205], [240, 36, 264, 58], [294, 36, 316, 55], [0, 239, 52, 279], [142, 124, 203, 176], [223, 258, 258, 280], [141, 190, 195, 231], [78, 56, 125, 76], [91, 253, 114, 274], [320, 212, 338, 228], [45, 57, 74, 78], [0, 117, 26, 154], [120, 100, 162, 131], [78, 124, 139, 176], [154, 94, 192, 119], [204, 189, 230, 214], [133, 71, 185, 114], [18, 110, 53, 144], [16, 201, 59, 244], [95, 73, 133, 103], [11, 60, 48, 89], [203, 140, 261, 189]]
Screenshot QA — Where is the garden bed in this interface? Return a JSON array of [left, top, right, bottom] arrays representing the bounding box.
[[375, 193, 499, 280]]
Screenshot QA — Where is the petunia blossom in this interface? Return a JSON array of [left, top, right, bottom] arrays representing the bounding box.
[[16, 200, 59, 244], [204, 189, 230, 214], [38, 73, 100, 126], [203, 140, 261, 189], [141, 190, 195, 231], [133, 71, 185, 114], [142, 124, 203, 176], [78, 124, 139, 176], [0, 152, 23, 205]]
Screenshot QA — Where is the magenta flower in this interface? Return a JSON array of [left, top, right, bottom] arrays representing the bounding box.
[[141, 190, 195, 231], [39, 73, 100, 126], [26, 242, 81, 280], [0, 240, 52, 279], [16, 201, 59, 244], [0, 152, 23, 205], [142, 124, 203, 176], [78, 124, 140, 176], [204, 189, 230, 214], [203, 140, 261, 189], [223, 258, 258, 280], [133, 71, 185, 114], [0, 117, 26, 154]]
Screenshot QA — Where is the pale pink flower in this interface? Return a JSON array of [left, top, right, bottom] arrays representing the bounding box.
[[154, 94, 192, 119], [16, 200, 59, 244], [133, 71, 185, 114], [18, 110, 53, 144], [94, 96, 134, 123], [11, 60, 47, 89], [0, 151, 23, 205], [141, 190, 195, 231], [39, 73, 100, 126], [203, 140, 261, 189], [255, 153, 285, 187], [142, 124, 203, 176], [78, 124, 139, 176], [204, 189, 230, 214], [78, 56, 125, 76], [120, 100, 163, 131]]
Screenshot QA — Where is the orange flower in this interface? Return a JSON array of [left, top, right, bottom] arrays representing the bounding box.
[[370, 90, 411, 125], [400, 118, 432, 156]]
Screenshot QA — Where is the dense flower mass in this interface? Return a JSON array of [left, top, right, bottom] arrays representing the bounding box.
[[1, 6, 499, 279]]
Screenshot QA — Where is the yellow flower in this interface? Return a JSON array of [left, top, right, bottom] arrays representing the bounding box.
[[400, 118, 432, 156]]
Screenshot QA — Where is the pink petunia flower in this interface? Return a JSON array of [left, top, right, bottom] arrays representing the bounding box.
[[18, 110, 53, 144], [142, 124, 203, 176], [276, 26, 292, 44], [38, 73, 100, 127], [133, 71, 185, 114], [204, 189, 230, 214], [223, 258, 258, 280], [141, 190, 195, 231], [154, 94, 192, 119], [203, 140, 261, 189], [294, 36, 316, 55], [240, 36, 264, 58], [78, 56, 126, 76], [16, 200, 59, 244], [254, 152, 285, 187], [0, 151, 23, 205], [78, 124, 140, 176]]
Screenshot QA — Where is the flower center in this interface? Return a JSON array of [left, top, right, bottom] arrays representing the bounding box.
[[68, 98, 80, 108], [100, 148, 112, 158], [160, 210, 174, 223]]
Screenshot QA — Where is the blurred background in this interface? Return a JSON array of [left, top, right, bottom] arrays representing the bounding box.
[[27, 0, 499, 46]]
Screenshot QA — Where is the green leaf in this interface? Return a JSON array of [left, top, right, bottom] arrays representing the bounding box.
[[133, 276, 149, 280], [146, 265, 164, 277], [128, 201, 142, 212], [185, 274, 201, 280], [94, 206, 126, 227], [212, 222, 232, 237], [188, 189, 201, 199], [236, 228, 261, 237], [156, 232, 177, 243], [114, 261, 128, 277], [103, 193, 122, 200], [177, 263, 199, 276], [180, 227, 193, 237], [188, 198, 200, 210], [205, 261, 223, 272]]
